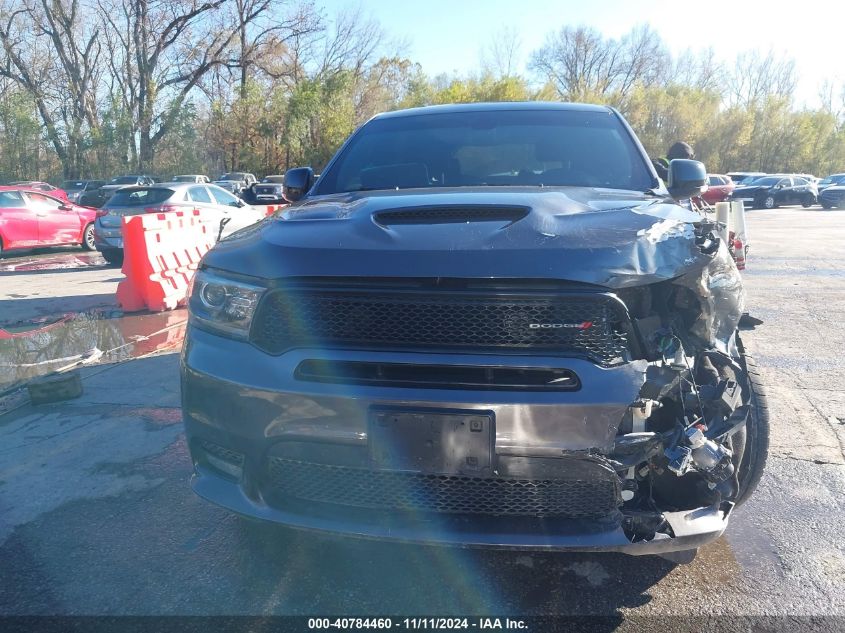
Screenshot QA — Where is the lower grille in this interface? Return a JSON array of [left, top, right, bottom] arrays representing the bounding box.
[[267, 458, 620, 518], [199, 439, 244, 466], [251, 287, 632, 366]]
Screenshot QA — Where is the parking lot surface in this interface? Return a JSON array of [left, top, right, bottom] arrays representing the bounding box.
[[0, 207, 843, 620]]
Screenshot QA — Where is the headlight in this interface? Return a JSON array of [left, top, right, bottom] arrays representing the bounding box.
[[188, 270, 265, 338]]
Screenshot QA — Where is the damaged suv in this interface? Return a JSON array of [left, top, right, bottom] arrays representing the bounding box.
[[181, 103, 768, 560]]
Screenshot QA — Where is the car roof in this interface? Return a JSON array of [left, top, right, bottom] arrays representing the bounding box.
[[372, 101, 614, 121], [0, 186, 64, 198]]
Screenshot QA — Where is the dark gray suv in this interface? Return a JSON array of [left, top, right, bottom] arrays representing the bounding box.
[[181, 103, 768, 561]]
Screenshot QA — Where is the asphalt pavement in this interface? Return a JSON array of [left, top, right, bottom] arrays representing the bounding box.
[[0, 207, 843, 624]]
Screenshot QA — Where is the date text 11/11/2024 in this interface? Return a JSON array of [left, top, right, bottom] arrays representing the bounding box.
[[307, 618, 528, 630]]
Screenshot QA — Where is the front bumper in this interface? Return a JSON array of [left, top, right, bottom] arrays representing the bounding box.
[[192, 464, 731, 554], [820, 193, 845, 207], [181, 327, 729, 553]]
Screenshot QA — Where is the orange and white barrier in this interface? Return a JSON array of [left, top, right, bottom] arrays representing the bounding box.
[[116, 209, 216, 312], [255, 203, 288, 217]]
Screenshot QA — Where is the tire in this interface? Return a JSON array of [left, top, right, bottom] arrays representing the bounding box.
[[101, 249, 123, 266], [81, 223, 96, 250], [822, 203, 832, 210], [801, 194, 815, 208], [762, 195, 776, 209], [734, 336, 770, 505]]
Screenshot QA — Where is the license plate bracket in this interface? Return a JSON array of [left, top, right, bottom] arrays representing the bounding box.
[[368, 408, 494, 476]]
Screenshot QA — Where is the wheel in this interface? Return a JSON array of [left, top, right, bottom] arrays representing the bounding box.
[[101, 249, 123, 266], [81, 223, 96, 250], [733, 336, 770, 505], [762, 195, 776, 209], [822, 203, 833, 210], [801, 194, 816, 208]]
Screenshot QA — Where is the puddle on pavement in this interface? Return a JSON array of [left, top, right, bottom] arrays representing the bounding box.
[[0, 251, 105, 272], [0, 308, 187, 392], [723, 514, 784, 576]]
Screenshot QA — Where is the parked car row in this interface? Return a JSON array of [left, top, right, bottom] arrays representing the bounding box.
[[713, 170, 845, 209], [0, 173, 277, 259], [730, 175, 819, 209]]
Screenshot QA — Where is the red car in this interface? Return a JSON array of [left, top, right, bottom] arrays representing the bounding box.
[[701, 174, 735, 204], [6, 181, 69, 200], [0, 188, 97, 255]]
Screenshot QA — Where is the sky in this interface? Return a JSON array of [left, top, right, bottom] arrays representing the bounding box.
[[345, 0, 844, 108]]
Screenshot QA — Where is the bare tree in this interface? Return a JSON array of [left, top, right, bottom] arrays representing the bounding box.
[[727, 50, 797, 107], [530, 26, 618, 100], [0, 0, 102, 177], [481, 26, 521, 78], [225, 0, 320, 99], [97, 0, 242, 171]]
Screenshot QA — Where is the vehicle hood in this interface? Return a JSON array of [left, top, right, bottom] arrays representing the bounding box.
[[821, 185, 845, 193], [204, 187, 719, 289]]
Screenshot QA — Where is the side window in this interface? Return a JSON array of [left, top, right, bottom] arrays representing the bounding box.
[[707, 176, 720, 186], [188, 186, 212, 203], [0, 190, 27, 208], [209, 186, 240, 207], [25, 192, 61, 211], [778, 178, 791, 188], [794, 177, 808, 186]]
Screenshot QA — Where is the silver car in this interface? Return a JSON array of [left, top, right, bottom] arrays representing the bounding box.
[[93, 182, 265, 265], [171, 174, 212, 184]]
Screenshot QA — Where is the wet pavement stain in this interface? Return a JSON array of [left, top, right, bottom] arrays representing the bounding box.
[[0, 309, 187, 392], [0, 251, 105, 272]]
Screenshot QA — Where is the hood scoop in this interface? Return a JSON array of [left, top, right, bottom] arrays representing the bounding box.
[[374, 205, 529, 226]]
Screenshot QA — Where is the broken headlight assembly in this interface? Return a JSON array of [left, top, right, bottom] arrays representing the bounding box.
[[188, 269, 266, 339]]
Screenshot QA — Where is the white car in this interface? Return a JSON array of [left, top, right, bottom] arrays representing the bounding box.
[[171, 175, 212, 184], [93, 182, 265, 265]]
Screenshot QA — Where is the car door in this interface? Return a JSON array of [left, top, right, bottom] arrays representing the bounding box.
[[774, 178, 792, 205], [792, 177, 810, 203], [24, 192, 81, 245], [0, 190, 40, 249], [208, 185, 263, 238], [188, 185, 227, 233]]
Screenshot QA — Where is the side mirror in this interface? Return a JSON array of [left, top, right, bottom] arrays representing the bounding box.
[[283, 167, 314, 203], [59, 203, 72, 211], [667, 159, 707, 200]]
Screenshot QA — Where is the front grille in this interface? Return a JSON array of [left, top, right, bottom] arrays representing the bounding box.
[[255, 186, 279, 195], [267, 458, 620, 518], [251, 288, 632, 366]]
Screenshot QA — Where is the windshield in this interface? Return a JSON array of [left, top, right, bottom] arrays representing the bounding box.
[[220, 173, 245, 180], [105, 187, 172, 207], [262, 175, 285, 183], [110, 176, 139, 184], [61, 181, 86, 190], [172, 175, 197, 182], [313, 109, 652, 195], [746, 177, 779, 186]]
